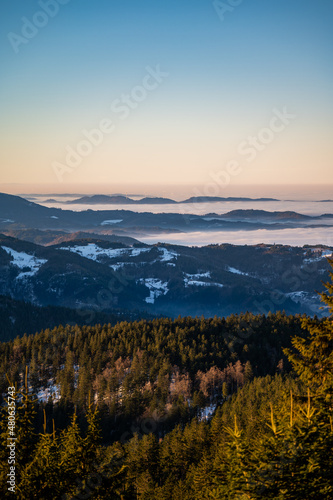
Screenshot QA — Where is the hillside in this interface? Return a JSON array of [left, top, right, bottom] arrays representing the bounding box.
[[0, 308, 332, 498], [0, 295, 151, 342], [1, 233, 332, 317], [1, 228, 138, 246]]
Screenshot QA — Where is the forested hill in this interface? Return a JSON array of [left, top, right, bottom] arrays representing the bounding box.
[[0, 311, 332, 498], [0, 313, 306, 435], [0, 295, 154, 342], [1, 232, 332, 317]]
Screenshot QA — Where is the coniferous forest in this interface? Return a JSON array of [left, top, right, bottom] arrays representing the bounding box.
[[2, 0, 333, 497], [0, 260, 332, 499]]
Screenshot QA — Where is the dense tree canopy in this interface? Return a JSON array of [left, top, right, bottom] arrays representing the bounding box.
[[0, 259, 332, 498]]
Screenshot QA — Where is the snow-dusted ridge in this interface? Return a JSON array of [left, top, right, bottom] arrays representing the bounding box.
[[58, 243, 179, 267], [59, 243, 151, 261]]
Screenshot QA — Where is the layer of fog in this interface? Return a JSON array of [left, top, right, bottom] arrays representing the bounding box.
[[139, 228, 333, 248], [30, 196, 333, 218]]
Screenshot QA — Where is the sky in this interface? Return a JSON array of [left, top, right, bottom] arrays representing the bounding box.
[[0, 0, 332, 195]]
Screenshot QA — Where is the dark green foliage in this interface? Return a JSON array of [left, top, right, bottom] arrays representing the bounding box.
[[1, 257, 333, 498], [0, 312, 306, 443], [0, 294, 151, 343]]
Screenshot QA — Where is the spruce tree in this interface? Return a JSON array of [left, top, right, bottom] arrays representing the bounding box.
[[19, 412, 60, 499], [284, 257, 333, 398]]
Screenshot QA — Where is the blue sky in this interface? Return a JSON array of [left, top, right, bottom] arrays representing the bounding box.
[[0, 0, 332, 194]]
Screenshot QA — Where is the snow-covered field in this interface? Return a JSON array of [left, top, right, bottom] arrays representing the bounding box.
[[1, 246, 47, 279], [59, 243, 151, 261], [58, 243, 179, 267]]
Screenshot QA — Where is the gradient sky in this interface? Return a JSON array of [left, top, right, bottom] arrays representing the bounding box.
[[0, 0, 332, 194]]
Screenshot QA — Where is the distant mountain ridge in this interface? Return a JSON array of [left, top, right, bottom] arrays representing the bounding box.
[[182, 196, 278, 203], [1, 193, 332, 236], [66, 195, 178, 204], [66, 194, 279, 204], [219, 210, 315, 220]]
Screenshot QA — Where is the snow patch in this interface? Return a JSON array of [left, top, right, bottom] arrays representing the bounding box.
[[199, 403, 217, 421], [100, 219, 123, 225], [285, 291, 312, 302], [110, 263, 126, 271], [186, 280, 224, 288], [131, 247, 150, 257], [1, 246, 47, 279], [186, 272, 211, 279], [37, 382, 61, 403], [138, 278, 169, 304], [303, 249, 332, 263], [59, 243, 150, 262], [158, 247, 179, 262], [184, 272, 223, 288], [227, 266, 249, 276]]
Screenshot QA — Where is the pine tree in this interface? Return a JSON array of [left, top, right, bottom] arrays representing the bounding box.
[[252, 389, 333, 499], [278, 260, 333, 498], [59, 350, 75, 402], [321, 257, 333, 313], [19, 411, 60, 499], [82, 396, 101, 473], [211, 415, 254, 498], [0, 368, 37, 498], [58, 409, 84, 495], [15, 367, 38, 468], [284, 258, 333, 399]]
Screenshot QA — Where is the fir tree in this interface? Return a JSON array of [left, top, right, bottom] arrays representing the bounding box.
[[284, 258, 333, 399]]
